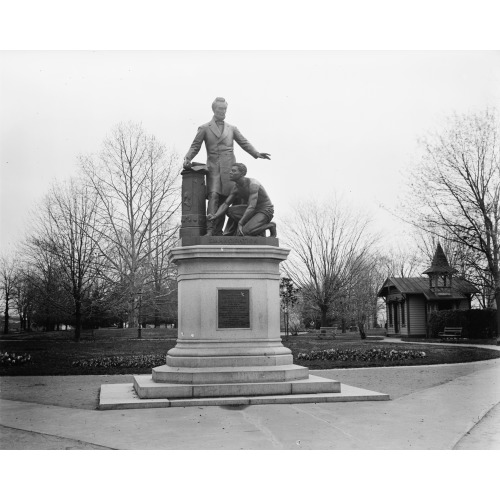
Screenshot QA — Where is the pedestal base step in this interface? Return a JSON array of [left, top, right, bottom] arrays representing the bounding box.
[[166, 353, 293, 368], [135, 373, 340, 399], [152, 363, 308, 384], [99, 382, 390, 410]]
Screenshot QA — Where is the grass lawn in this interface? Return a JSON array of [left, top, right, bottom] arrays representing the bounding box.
[[0, 328, 178, 376], [282, 332, 500, 370], [1, 329, 499, 376]]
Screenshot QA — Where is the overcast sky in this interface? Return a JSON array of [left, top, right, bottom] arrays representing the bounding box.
[[1, 50, 500, 254]]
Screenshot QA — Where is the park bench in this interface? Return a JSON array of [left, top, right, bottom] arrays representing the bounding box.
[[319, 327, 336, 334], [438, 327, 463, 342]]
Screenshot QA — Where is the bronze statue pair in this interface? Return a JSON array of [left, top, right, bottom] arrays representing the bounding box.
[[183, 97, 275, 237]]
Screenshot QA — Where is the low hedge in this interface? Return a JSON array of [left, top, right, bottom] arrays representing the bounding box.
[[72, 354, 166, 369], [1, 352, 32, 365], [428, 309, 496, 338], [297, 347, 426, 362]]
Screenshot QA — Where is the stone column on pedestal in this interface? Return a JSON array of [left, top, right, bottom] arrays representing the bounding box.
[[179, 167, 208, 240]]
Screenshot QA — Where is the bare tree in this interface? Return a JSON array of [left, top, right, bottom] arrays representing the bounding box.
[[0, 255, 17, 334], [146, 221, 178, 327], [378, 245, 422, 278], [24, 233, 74, 331], [279, 277, 300, 337], [12, 261, 36, 332], [347, 257, 378, 338], [407, 109, 500, 338], [80, 122, 181, 327], [26, 179, 102, 340], [281, 198, 376, 328]]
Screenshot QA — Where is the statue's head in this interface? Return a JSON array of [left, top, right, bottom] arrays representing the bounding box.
[[212, 97, 228, 121], [229, 163, 247, 181]]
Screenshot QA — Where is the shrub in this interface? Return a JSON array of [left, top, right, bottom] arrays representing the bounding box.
[[428, 309, 496, 338], [72, 354, 165, 369], [1, 352, 32, 365], [297, 347, 426, 362]]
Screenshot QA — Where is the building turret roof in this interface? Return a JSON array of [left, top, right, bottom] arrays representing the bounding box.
[[422, 242, 457, 275]]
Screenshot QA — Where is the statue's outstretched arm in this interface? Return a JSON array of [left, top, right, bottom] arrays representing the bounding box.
[[233, 127, 260, 158]]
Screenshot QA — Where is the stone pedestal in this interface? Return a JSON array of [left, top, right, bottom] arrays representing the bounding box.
[[167, 245, 291, 368], [132, 245, 342, 399], [99, 243, 390, 409]]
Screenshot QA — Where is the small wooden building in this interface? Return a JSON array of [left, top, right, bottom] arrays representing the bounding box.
[[377, 243, 478, 336]]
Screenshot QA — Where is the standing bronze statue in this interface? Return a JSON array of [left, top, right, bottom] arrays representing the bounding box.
[[207, 163, 276, 237], [183, 97, 270, 236]]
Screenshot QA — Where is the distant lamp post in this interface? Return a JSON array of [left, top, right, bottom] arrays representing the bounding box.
[[137, 290, 143, 339]]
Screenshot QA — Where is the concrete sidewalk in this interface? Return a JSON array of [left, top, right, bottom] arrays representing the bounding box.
[[1, 356, 499, 449]]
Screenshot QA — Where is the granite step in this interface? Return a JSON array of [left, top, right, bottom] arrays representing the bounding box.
[[99, 382, 390, 410], [152, 363, 309, 384], [134, 374, 341, 399]]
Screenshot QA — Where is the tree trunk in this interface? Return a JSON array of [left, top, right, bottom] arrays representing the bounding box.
[[154, 282, 161, 327], [128, 296, 138, 328], [74, 302, 82, 342], [358, 318, 367, 340], [496, 288, 500, 345], [154, 305, 160, 328], [341, 318, 347, 333], [3, 294, 9, 334], [320, 306, 328, 328]]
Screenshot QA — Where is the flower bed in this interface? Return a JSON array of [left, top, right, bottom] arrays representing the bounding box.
[[297, 347, 426, 362], [72, 354, 166, 369], [1, 352, 32, 365]]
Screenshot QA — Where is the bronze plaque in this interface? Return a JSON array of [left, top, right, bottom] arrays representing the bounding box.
[[218, 289, 250, 329]]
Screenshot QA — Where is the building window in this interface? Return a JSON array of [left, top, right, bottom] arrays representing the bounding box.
[[388, 303, 393, 326], [401, 301, 405, 326]]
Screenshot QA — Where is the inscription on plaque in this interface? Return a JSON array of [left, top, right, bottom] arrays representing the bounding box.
[[218, 289, 250, 329]]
